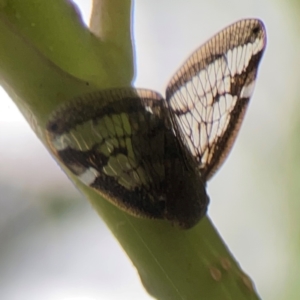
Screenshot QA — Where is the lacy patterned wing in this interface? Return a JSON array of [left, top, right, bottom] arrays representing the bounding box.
[[46, 89, 168, 219], [46, 88, 208, 228], [165, 19, 266, 181]]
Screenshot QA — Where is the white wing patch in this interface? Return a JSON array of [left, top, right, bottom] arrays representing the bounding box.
[[78, 167, 99, 185], [241, 80, 256, 98]]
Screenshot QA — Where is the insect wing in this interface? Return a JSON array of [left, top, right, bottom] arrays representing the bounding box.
[[46, 89, 170, 219], [46, 18, 266, 229], [46, 88, 209, 228], [166, 19, 266, 180]]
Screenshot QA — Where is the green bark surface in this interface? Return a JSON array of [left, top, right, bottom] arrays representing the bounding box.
[[0, 1, 260, 299]]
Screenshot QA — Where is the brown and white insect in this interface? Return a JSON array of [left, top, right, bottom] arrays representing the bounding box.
[[46, 19, 266, 229]]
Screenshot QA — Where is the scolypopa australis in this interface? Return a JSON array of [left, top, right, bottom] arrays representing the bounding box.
[[46, 19, 266, 229]]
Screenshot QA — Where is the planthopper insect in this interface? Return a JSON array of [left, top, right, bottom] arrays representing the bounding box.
[[46, 19, 266, 229]]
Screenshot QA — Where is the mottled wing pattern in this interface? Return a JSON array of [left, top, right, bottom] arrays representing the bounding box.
[[166, 19, 266, 180], [46, 89, 170, 219], [46, 88, 209, 228], [46, 19, 266, 229]]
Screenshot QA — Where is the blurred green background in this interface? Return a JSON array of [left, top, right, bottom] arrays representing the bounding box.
[[0, 0, 298, 299]]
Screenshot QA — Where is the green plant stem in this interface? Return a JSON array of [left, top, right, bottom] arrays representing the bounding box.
[[0, 1, 260, 299]]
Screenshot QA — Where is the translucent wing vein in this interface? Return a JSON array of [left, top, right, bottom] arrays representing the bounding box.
[[166, 19, 266, 180]]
